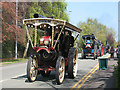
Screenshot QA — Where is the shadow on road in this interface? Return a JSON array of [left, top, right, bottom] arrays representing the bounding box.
[[111, 57, 118, 61], [82, 65, 116, 88], [97, 67, 116, 88], [78, 56, 95, 60], [11, 75, 27, 80], [36, 72, 56, 83], [11, 71, 56, 84], [104, 72, 116, 88]]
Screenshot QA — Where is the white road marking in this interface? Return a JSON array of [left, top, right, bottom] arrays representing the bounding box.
[[0, 79, 10, 83], [0, 73, 26, 83]]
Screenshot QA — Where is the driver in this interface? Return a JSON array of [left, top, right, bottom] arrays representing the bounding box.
[[68, 31, 74, 47]]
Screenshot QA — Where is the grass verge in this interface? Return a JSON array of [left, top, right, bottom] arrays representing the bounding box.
[[0, 58, 28, 65], [115, 58, 120, 89]]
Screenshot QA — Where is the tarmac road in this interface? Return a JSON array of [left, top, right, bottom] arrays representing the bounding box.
[[1, 53, 116, 89]]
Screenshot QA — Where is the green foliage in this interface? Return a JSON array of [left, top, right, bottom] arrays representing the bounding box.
[[28, 2, 69, 48], [115, 58, 120, 89], [28, 2, 69, 21], [1, 58, 28, 65], [77, 18, 116, 49], [2, 2, 69, 59]]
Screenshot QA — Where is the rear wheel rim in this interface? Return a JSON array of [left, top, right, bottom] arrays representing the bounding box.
[[30, 59, 37, 81], [73, 50, 78, 77], [59, 58, 65, 83]]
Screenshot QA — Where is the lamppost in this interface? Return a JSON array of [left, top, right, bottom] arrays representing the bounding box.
[[57, 8, 61, 18], [15, 0, 18, 59]]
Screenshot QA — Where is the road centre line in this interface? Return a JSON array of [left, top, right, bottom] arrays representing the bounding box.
[[71, 63, 99, 89], [72, 54, 110, 89], [76, 66, 99, 89]]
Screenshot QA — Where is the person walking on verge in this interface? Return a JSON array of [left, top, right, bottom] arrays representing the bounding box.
[[110, 46, 114, 58], [116, 45, 119, 58]]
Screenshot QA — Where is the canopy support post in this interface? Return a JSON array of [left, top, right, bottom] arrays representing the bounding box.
[[23, 39, 29, 58], [74, 34, 79, 42], [51, 26, 54, 48], [34, 25, 37, 47], [53, 21, 66, 49], [25, 25, 33, 48]]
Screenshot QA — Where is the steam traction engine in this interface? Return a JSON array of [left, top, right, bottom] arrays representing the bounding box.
[[23, 17, 82, 84], [81, 35, 104, 59]]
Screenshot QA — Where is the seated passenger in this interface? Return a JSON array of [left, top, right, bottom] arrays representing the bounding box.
[[86, 40, 91, 44]]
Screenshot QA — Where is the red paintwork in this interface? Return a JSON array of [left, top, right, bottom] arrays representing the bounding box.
[[108, 49, 110, 54], [37, 68, 43, 71], [65, 58, 68, 66], [48, 68, 56, 71], [40, 36, 51, 45], [101, 47, 104, 56], [44, 36, 51, 41], [37, 67, 55, 71], [33, 47, 51, 53], [85, 44, 91, 48], [116, 48, 118, 54], [97, 50, 100, 57]]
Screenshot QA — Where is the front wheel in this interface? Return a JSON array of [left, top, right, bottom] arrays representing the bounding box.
[[27, 56, 38, 82], [56, 56, 65, 85]]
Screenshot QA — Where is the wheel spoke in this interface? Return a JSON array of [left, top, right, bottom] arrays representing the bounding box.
[[73, 59, 76, 64], [73, 66, 76, 72], [59, 59, 64, 82], [59, 67, 63, 72], [33, 70, 36, 77], [59, 70, 64, 79], [31, 59, 37, 80], [73, 56, 77, 75], [31, 71, 34, 77], [31, 66, 35, 71]]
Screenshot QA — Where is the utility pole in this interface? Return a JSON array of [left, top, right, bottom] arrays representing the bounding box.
[[59, 11, 61, 18], [15, 0, 18, 59]]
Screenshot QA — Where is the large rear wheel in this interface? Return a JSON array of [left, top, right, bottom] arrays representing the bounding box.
[[27, 56, 38, 82], [68, 48, 78, 78], [56, 56, 65, 84], [81, 50, 85, 59]]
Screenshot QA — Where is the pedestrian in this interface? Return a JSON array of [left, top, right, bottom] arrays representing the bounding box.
[[110, 46, 114, 58], [116, 45, 119, 58]]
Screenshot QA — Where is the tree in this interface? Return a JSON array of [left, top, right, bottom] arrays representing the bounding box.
[[77, 18, 116, 49], [2, 2, 25, 58], [23, 2, 69, 57], [2, 2, 35, 58], [28, 2, 69, 21], [2, 2, 69, 58], [106, 32, 115, 47]]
